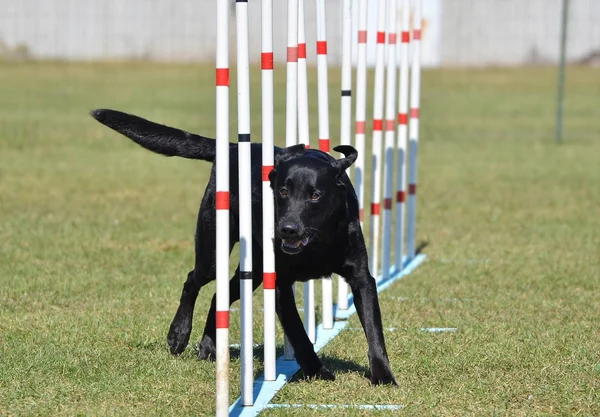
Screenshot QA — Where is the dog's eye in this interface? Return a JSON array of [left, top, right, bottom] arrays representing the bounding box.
[[310, 191, 322, 201], [279, 188, 288, 198]]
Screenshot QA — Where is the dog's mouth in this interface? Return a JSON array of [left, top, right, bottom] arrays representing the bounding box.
[[281, 236, 310, 255]]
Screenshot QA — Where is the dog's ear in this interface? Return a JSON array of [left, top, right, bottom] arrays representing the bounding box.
[[274, 144, 306, 167], [331, 145, 358, 174]]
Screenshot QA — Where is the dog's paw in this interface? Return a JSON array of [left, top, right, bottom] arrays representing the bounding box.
[[313, 366, 336, 381], [167, 320, 192, 355], [197, 335, 216, 361], [369, 362, 397, 386]]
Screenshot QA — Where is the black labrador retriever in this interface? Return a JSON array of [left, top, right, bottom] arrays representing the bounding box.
[[91, 109, 396, 386]]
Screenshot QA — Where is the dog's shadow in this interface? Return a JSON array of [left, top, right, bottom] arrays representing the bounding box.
[[289, 354, 370, 383], [229, 345, 369, 382]]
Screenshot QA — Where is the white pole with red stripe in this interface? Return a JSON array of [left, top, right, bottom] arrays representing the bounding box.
[[215, 0, 230, 414], [297, 0, 316, 344], [369, 0, 387, 279], [381, 0, 398, 280], [235, 0, 253, 406], [406, 0, 422, 260], [354, 0, 368, 230], [395, 0, 410, 271], [284, 0, 299, 360], [315, 0, 333, 330], [337, 0, 352, 311], [261, 0, 277, 382]]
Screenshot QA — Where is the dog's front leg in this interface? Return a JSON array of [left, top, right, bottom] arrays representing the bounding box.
[[346, 271, 397, 386], [275, 283, 335, 381]]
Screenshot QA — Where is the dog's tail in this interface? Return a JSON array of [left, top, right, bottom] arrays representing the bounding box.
[[91, 109, 218, 162]]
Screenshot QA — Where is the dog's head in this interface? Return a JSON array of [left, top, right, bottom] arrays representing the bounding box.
[[269, 144, 357, 255]]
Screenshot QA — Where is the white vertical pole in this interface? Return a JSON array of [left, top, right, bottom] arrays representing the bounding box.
[[394, 0, 411, 271], [215, 0, 230, 414], [297, 0, 316, 344], [284, 0, 299, 360], [261, 0, 277, 382], [381, 0, 398, 280], [337, 0, 352, 311], [406, 0, 422, 260], [235, 0, 253, 407], [354, 0, 368, 231], [315, 0, 333, 330], [369, 0, 387, 279]]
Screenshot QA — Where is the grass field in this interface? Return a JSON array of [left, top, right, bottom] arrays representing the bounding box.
[[1, 62, 599, 416]]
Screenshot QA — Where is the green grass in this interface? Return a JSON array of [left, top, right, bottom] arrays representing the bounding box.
[[1, 61, 599, 416]]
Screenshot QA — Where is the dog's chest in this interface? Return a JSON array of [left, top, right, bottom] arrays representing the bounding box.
[[275, 252, 342, 285]]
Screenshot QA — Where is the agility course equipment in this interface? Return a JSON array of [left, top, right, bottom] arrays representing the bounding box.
[[395, 0, 411, 271], [260, 0, 277, 386], [297, 0, 317, 344], [214, 1, 230, 415], [217, 0, 424, 415], [336, 0, 353, 312], [368, 0, 387, 281], [235, 0, 254, 407]]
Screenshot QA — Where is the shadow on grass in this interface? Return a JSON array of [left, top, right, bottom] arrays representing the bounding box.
[[416, 240, 429, 255], [288, 354, 370, 383]]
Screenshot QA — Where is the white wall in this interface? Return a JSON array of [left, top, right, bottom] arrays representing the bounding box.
[[0, 0, 598, 67]]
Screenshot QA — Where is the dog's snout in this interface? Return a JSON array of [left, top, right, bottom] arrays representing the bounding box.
[[279, 222, 300, 236]]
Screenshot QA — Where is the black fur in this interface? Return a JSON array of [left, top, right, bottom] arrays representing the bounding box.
[[91, 109, 396, 385]]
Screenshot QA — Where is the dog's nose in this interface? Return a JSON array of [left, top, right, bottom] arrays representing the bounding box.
[[279, 222, 299, 236]]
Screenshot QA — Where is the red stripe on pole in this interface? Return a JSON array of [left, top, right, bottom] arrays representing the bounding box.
[[385, 119, 395, 131], [410, 108, 419, 118], [355, 121, 366, 134], [388, 33, 397, 44], [298, 43, 307, 59], [371, 203, 380, 215], [408, 184, 416, 195], [359, 208, 364, 222], [319, 139, 330, 152], [384, 198, 392, 210], [401, 31, 410, 43], [376, 31, 385, 44], [398, 113, 408, 125], [287, 47, 298, 62], [373, 119, 383, 131], [215, 68, 229, 87], [316, 41, 327, 55], [262, 165, 273, 182], [261, 52, 274, 70], [358, 30, 367, 44], [413, 29, 421, 40], [215, 191, 229, 210], [216, 311, 229, 329], [397, 191, 406, 203], [263, 272, 276, 290]]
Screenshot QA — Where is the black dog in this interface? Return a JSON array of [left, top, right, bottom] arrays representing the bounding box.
[[91, 109, 396, 385]]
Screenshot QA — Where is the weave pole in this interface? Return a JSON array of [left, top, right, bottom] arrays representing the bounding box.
[[354, 0, 368, 231], [381, 0, 398, 280], [283, 0, 299, 360], [297, 0, 316, 344], [261, 0, 277, 383], [406, 0, 422, 260], [394, 0, 410, 271], [336, 0, 352, 311], [215, 0, 230, 414], [315, 0, 333, 330], [235, 0, 253, 406], [369, 0, 387, 278]]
